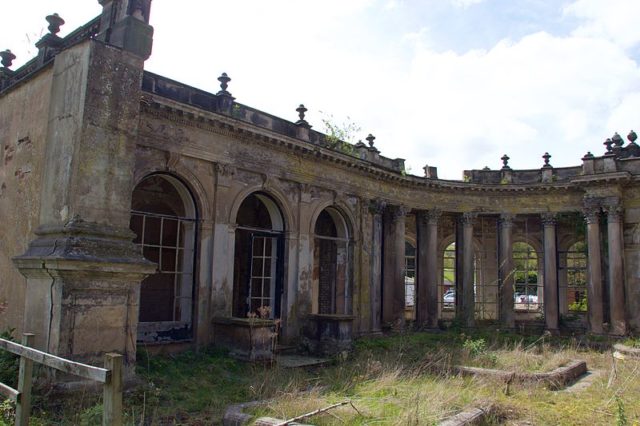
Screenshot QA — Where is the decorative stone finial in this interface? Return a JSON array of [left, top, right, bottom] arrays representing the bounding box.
[[0, 50, 16, 68], [217, 72, 232, 96], [295, 104, 310, 127], [582, 151, 594, 159], [482, 166, 490, 171], [296, 104, 307, 121], [604, 138, 613, 153], [366, 134, 375, 148], [501, 154, 510, 170], [542, 152, 552, 168], [612, 132, 624, 148], [46, 13, 65, 35], [628, 130, 637, 144]]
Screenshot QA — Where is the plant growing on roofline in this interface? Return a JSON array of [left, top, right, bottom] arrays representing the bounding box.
[[320, 112, 361, 156]]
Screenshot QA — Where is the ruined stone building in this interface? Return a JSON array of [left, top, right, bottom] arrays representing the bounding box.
[[1, 1, 639, 367]]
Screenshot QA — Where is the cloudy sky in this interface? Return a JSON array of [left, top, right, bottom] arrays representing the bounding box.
[[4, 1, 639, 179]]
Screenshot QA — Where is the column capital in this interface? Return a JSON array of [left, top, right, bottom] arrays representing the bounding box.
[[419, 209, 442, 225], [583, 206, 601, 224], [461, 212, 477, 226], [386, 204, 409, 222], [541, 212, 557, 226], [603, 201, 624, 223], [368, 199, 386, 215], [498, 213, 515, 227]]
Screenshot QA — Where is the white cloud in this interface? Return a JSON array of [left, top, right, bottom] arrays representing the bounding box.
[[371, 31, 640, 178], [564, 0, 640, 49], [449, 0, 486, 9]]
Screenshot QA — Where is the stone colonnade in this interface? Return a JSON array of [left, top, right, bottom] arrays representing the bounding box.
[[396, 202, 626, 335]]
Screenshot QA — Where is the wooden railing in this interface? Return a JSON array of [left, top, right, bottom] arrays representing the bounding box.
[[0, 333, 123, 426]]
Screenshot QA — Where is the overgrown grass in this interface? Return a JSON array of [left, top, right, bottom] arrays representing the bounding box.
[[2, 330, 639, 425]]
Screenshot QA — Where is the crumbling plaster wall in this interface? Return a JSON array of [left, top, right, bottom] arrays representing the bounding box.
[[0, 68, 53, 333]]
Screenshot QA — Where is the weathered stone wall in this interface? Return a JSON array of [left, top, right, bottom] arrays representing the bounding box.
[[0, 68, 53, 334]]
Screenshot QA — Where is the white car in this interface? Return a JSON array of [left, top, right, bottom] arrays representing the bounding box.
[[443, 290, 455, 306]]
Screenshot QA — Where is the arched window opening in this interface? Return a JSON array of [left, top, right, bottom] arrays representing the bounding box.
[[565, 241, 588, 312], [513, 242, 540, 312], [313, 208, 352, 315], [130, 174, 197, 343], [404, 241, 416, 309], [233, 192, 284, 319]]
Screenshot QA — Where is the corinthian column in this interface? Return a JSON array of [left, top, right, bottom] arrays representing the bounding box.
[[542, 213, 559, 331], [417, 209, 441, 328], [460, 212, 476, 327], [584, 205, 604, 334], [604, 201, 626, 335], [382, 205, 407, 327], [498, 214, 515, 328]]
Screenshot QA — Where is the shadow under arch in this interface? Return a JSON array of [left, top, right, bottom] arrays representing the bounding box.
[[311, 205, 354, 316]]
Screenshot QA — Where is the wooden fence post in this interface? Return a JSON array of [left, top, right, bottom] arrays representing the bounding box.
[[103, 353, 123, 426], [15, 333, 34, 426]]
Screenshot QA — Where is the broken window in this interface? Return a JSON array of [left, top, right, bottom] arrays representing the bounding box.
[[313, 207, 352, 315], [130, 174, 197, 343], [233, 192, 284, 319]]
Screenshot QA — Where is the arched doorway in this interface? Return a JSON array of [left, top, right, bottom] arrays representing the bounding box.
[[232, 192, 285, 319], [130, 174, 197, 342], [313, 207, 352, 315]]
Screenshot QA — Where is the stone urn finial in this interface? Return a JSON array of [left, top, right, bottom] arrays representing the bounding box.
[[542, 152, 551, 168], [366, 134, 376, 148], [604, 138, 613, 153], [0, 49, 16, 68], [501, 154, 510, 170], [628, 130, 638, 144], [295, 104, 310, 127], [612, 132, 624, 148], [46, 13, 65, 35], [296, 104, 307, 121], [217, 72, 232, 96]]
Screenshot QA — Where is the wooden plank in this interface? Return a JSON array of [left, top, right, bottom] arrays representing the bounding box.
[[103, 353, 123, 426], [0, 382, 19, 401], [15, 333, 34, 426], [0, 338, 109, 383]]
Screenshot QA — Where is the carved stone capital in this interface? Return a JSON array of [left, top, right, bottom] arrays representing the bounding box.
[[368, 199, 386, 216], [541, 212, 557, 227], [215, 162, 236, 187], [386, 205, 408, 222], [419, 209, 442, 225], [603, 202, 624, 223], [498, 213, 515, 228], [461, 212, 477, 226], [583, 206, 601, 224]]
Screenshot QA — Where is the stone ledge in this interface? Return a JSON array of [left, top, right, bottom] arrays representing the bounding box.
[[453, 359, 587, 390], [439, 406, 491, 426], [613, 343, 640, 358]]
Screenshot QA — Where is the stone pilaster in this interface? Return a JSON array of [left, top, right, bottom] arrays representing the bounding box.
[[542, 213, 559, 331], [382, 205, 407, 328], [416, 209, 440, 328], [498, 213, 515, 328], [584, 204, 604, 334], [460, 212, 476, 327], [369, 200, 385, 333], [604, 201, 626, 335]]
